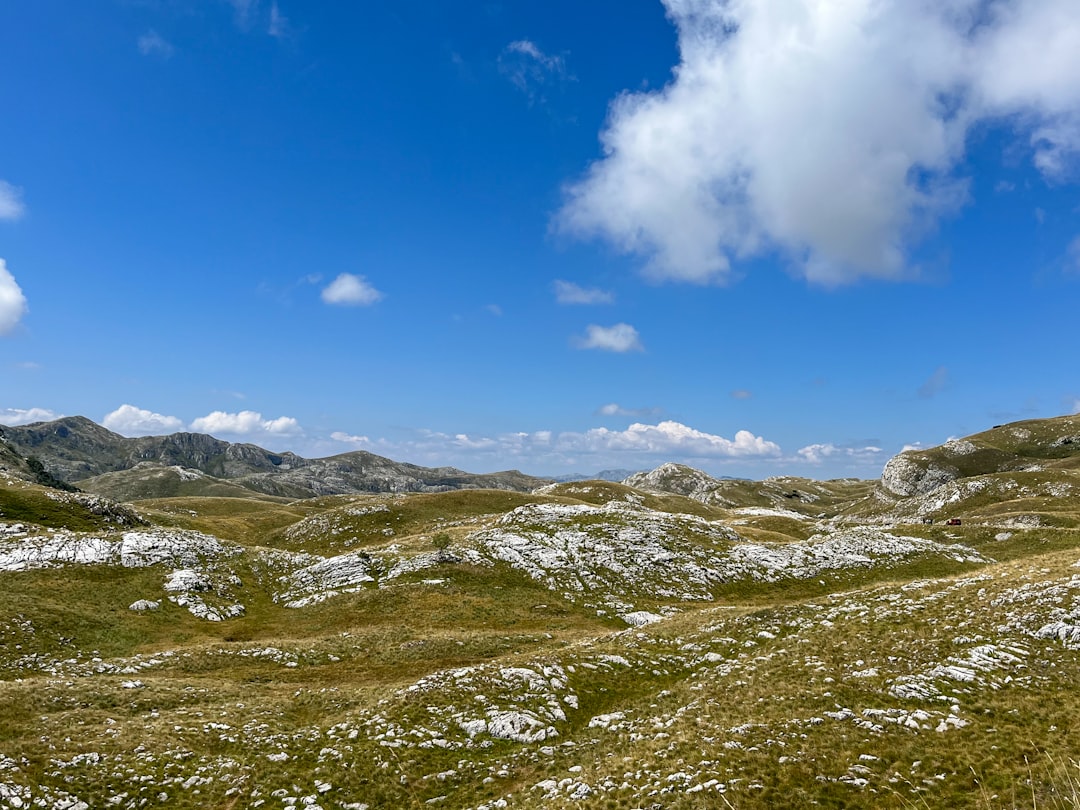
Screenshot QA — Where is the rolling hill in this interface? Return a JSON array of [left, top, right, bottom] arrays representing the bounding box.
[[2, 414, 1080, 808]]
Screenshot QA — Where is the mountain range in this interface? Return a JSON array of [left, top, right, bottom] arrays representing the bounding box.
[[0, 415, 548, 499]]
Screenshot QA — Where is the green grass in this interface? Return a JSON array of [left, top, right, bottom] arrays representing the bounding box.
[[261, 488, 555, 554], [0, 478, 137, 531], [135, 495, 316, 543], [6, 422, 1080, 809]]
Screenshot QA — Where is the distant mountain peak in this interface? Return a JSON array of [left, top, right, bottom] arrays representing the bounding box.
[[0, 416, 550, 500]]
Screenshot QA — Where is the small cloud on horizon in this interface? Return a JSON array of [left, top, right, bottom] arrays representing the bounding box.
[[575, 323, 643, 353], [190, 409, 302, 437], [795, 442, 883, 465], [321, 273, 383, 306], [365, 420, 782, 466], [100, 405, 303, 441], [331, 431, 370, 445], [103, 404, 184, 436], [0, 407, 62, 426]]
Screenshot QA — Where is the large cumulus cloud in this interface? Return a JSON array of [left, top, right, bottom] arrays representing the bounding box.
[[557, 0, 1080, 285]]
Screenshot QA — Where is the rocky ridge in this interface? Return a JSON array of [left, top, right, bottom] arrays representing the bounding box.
[[0, 416, 549, 500]]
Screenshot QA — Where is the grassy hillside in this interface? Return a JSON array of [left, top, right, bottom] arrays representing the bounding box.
[[4, 417, 1080, 808]]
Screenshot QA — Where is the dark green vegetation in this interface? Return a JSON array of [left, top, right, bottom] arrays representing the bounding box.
[[2, 415, 1080, 808]]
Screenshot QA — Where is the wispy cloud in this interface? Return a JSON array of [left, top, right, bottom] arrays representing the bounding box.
[[795, 442, 883, 465], [226, 0, 288, 39], [1066, 235, 1080, 275], [330, 431, 370, 445], [918, 366, 950, 399], [0, 259, 28, 336], [227, 0, 258, 30], [0, 181, 25, 221], [554, 280, 613, 305], [0, 407, 61, 426], [267, 2, 289, 39], [103, 404, 184, 436], [730, 389, 753, 400], [557, 0, 1080, 285], [321, 273, 383, 306], [596, 403, 662, 418], [498, 39, 572, 104], [333, 420, 781, 464], [137, 30, 174, 58], [575, 323, 643, 353]]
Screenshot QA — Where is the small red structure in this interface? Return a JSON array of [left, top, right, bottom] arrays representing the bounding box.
[[945, 518, 962, 526]]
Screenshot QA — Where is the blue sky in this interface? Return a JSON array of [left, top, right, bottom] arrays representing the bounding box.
[[2, 0, 1080, 480]]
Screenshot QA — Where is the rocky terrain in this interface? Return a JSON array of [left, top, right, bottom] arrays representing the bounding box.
[[2, 414, 1080, 808]]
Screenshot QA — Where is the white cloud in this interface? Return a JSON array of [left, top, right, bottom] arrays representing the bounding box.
[[596, 403, 661, 418], [321, 273, 383, 306], [499, 39, 571, 102], [190, 410, 302, 437], [918, 366, 950, 399], [331, 431, 371, 445], [575, 323, 643, 352], [137, 30, 174, 58], [557, 0, 1080, 285], [0, 181, 25, 220], [359, 420, 780, 466], [796, 443, 883, 465], [103, 404, 184, 436], [554, 280, 614, 305], [569, 421, 781, 458], [0, 259, 28, 335], [730, 389, 752, 400], [486, 304, 503, 316], [0, 407, 61, 426]]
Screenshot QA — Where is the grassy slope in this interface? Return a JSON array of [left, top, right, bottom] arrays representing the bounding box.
[[0, 477, 140, 531], [3, 460, 1080, 808], [894, 414, 1080, 481]]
